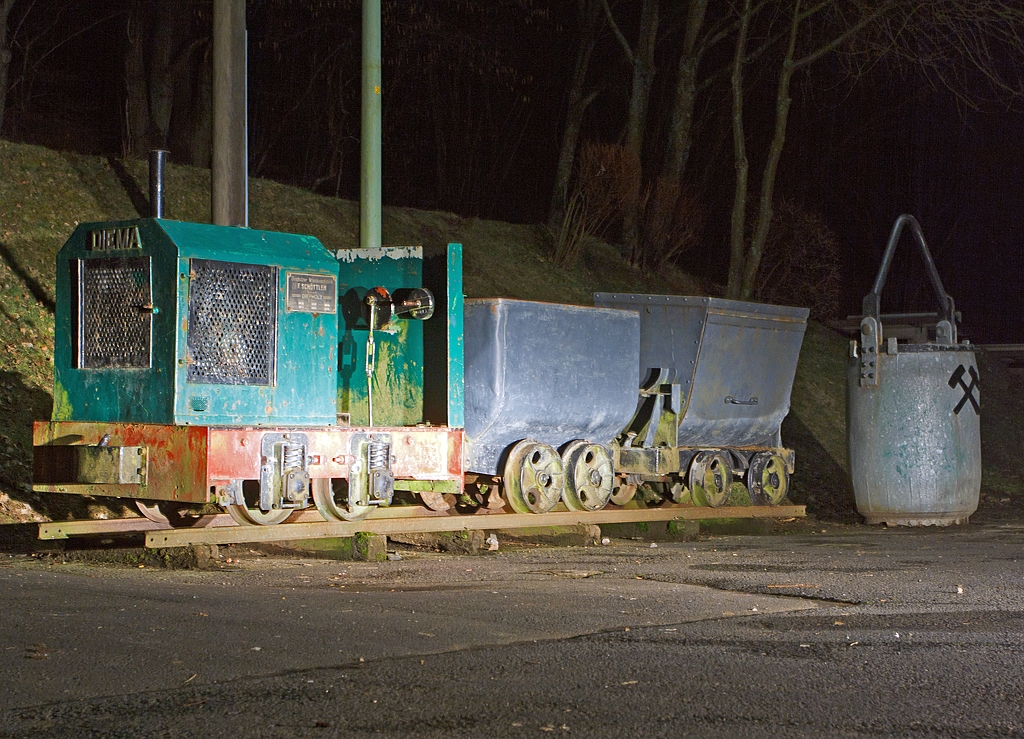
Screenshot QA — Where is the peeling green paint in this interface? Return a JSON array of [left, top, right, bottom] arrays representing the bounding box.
[[336, 246, 422, 263], [51, 379, 73, 421], [336, 246, 426, 427]]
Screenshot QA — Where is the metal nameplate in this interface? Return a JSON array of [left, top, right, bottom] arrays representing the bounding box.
[[88, 227, 141, 251], [286, 272, 337, 314]]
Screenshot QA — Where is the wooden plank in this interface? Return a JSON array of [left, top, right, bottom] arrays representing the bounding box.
[[39, 517, 172, 539], [37, 504, 448, 540], [143, 505, 805, 549]]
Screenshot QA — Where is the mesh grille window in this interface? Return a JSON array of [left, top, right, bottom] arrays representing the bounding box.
[[187, 259, 277, 386], [75, 257, 153, 369]]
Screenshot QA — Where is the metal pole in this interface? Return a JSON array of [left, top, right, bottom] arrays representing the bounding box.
[[149, 149, 168, 218], [212, 0, 248, 227], [361, 0, 381, 250]]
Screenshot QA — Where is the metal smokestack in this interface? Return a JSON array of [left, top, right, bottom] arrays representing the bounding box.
[[149, 149, 168, 218]]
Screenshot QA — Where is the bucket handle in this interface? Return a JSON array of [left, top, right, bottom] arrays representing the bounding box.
[[862, 214, 956, 331]]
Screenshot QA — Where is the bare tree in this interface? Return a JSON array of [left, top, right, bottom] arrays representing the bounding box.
[[726, 0, 1024, 300], [123, 0, 207, 157], [727, 0, 754, 298], [658, 0, 709, 195], [0, 0, 16, 134], [603, 0, 658, 267], [3, 0, 120, 139], [547, 0, 603, 233]]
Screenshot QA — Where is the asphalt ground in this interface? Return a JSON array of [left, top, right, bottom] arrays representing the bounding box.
[[2, 520, 1024, 737]]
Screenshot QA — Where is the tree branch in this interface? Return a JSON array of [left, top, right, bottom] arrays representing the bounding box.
[[793, 1, 898, 71], [602, 0, 634, 65]]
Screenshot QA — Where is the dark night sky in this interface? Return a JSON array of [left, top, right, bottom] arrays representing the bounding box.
[[4, 1, 1024, 343]]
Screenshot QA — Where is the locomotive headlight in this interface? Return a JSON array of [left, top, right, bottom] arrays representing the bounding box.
[[392, 287, 435, 321]]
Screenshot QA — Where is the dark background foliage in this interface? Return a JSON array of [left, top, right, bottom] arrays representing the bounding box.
[[2, 0, 1023, 341]]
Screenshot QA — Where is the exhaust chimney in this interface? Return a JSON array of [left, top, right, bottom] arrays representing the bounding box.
[[149, 150, 168, 218]]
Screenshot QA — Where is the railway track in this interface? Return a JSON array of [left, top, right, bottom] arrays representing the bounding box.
[[38, 503, 805, 549]]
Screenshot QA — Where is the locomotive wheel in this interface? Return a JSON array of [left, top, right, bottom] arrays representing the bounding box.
[[226, 504, 297, 526], [223, 480, 300, 525], [503, 440, 564, 514], [311, 478, 373, 522], [689, 451, 732, 508], [746, 452, 789, 506], [419, 490, 455, 512], [561, 441, 614, 512], [136, 501, 204, 527]]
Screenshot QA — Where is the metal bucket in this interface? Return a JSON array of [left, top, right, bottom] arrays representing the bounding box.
[[848, 215, 980, 526]]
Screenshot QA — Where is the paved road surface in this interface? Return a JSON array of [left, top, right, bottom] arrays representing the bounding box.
[[2, 522, 1024, 737]]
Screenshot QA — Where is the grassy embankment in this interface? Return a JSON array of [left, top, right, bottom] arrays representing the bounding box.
[[0, 139, 1019, 524]]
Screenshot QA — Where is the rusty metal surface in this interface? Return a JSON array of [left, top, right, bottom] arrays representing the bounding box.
[[206, 426, 463, 483], [35, 422, 463, 505], [75, 446, 147, 484], [34, 421, 210, 503], [143, 504, 804, 548]]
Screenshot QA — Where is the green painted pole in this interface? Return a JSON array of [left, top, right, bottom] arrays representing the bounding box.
[[360, 0, 382, 251]]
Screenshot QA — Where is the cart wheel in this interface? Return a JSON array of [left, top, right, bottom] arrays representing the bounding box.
[[689, 451, 732, 508], [504, 440, 564, 514], [312, 478, 373, 521], [747, 452, 789, 506], [668, 480, 688, 504], [610, 480, 637, 506], [561, 441, 614, 512]]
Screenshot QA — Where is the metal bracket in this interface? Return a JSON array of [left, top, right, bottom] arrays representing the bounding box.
[[861, 214, 958, 347], [259, 432, 310, 511], [348, 432, 394, 506], [624, 368, 682, 449], [858, 316, 880, 387], [73, 445, 148, 485]]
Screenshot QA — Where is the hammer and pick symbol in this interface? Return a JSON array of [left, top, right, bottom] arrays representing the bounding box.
[[948, 365, 980, 415]]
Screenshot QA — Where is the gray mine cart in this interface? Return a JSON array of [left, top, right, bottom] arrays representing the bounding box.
[[463, 295, 809, 515]]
